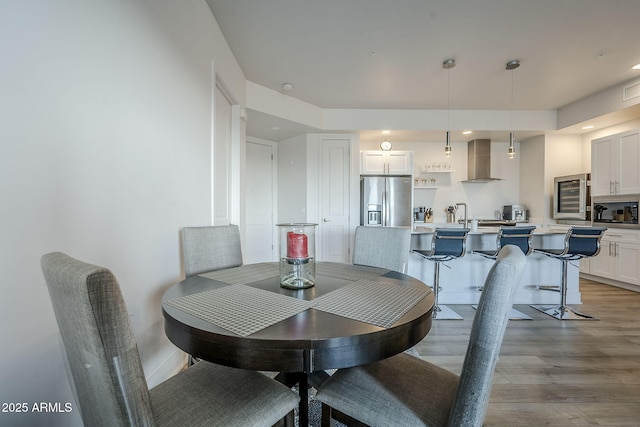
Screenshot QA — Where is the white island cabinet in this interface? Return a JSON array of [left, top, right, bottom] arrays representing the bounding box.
[[407, 226, 582, 305]]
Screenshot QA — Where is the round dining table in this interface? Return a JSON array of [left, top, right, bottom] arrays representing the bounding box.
[[162, 262, 434, 426]]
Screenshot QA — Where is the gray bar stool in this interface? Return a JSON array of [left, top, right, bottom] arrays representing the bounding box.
[[532, 226, 607, 320], [473, 226, 536, 319], [413, 228, 470, 319]]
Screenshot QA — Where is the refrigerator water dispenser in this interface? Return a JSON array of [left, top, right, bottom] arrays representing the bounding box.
[[367, 204, 382, 225]]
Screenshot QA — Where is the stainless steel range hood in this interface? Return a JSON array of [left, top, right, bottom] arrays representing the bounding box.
[[462, 139, 501, 182]]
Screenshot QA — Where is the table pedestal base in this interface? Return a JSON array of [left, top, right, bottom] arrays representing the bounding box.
[[275, 371, 331, 426]]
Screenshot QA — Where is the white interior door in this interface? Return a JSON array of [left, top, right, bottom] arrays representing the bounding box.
[[245, 141, 276, 263], [320, 138, 351, 262]]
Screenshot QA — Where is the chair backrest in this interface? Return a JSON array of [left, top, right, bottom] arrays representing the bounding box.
[[41, 253, 155, 426], [432, 228, 470, 257], [181, 225, 243, 277], [448, 245, 526, 427], [352, 226, 411, 272], [564, 226, 607, 257], [497, 226, 536, 255]]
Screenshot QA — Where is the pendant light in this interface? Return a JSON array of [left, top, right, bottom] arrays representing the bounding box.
[[506, 59, 520, 159], [443, 58, 455, 157]]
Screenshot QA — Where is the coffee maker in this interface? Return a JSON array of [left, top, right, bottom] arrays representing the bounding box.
[[503, 204, 527, 222]]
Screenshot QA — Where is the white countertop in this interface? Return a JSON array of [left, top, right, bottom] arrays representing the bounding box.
[[411, 225, 568, 235]]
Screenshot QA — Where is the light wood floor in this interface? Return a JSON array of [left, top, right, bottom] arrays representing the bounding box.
[[415, 278, 640, 427]]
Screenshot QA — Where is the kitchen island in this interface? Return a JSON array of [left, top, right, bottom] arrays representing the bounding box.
[[408, 225, 580, 305]]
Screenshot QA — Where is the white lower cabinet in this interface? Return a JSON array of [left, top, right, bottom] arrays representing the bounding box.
[[589, 230, 640, 285]]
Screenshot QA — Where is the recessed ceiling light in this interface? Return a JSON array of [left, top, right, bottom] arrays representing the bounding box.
[[633, 64, 640, 70], [282, 83, 294, 91], [581, 125, 594, 130], [381, 130, 391, 134], [462, 131, 472, 135]]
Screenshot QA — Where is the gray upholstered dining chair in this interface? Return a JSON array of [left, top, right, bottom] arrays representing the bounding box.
[[352, 226, 411, 273], [181, 225, 243, 277], [316, 245, 527, 427], [41, 252, 299, 427], [181, 225, 244, 365]]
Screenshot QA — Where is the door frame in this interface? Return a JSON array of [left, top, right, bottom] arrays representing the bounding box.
[[211, 66, 241, 226]]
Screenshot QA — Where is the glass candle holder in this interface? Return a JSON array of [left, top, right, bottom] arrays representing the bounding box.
[[277, 223, 317, 289]]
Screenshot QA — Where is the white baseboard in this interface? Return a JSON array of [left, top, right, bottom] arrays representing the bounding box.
[[581, 273, 640, 293]]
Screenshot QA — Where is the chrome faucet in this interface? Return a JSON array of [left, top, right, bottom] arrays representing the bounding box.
[[456, 202, 468, 228]]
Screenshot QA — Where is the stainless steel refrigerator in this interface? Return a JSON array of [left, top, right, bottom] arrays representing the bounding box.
[[360, 176, 412, 227]]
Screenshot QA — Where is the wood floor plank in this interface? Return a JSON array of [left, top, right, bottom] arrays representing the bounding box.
[[416, 278, 640, 426], [574, 403, 640, 426], [483, 403, 598, 426]]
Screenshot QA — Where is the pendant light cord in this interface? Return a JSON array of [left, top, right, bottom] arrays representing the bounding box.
[[448, 67, 451, 131], [510, 68, 514, 131]]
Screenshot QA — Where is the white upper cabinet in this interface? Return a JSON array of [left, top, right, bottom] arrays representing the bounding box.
[[592, 129, 640, 196], [361, 151, 413, 175]]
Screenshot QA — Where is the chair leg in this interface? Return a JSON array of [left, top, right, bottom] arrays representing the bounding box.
[[284, 409, 295, 427], [188, 354, 199, 366], [532, 259, 597, 320], [321, 403, 332, 427]]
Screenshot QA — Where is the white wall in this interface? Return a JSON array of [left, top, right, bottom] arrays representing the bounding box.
[[520, 136, 546, 223], [277, 135, 308, 223], [359, 140, 520, 221], [581, 118, 640, 147], [545, 134, 586, 177], [558, 76, 640, 129], [0, 1, 244, 425], [519, 133, 589, 224]]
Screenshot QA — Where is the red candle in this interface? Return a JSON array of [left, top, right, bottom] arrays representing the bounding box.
[[287, 231, 308, 258]]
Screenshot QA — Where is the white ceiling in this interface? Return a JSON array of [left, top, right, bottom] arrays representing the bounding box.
[[206, 0, 640, 143]]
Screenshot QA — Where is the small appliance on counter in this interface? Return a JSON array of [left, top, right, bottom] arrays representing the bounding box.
[[502, 204, 528, 222], [593, 204, 608, 221]]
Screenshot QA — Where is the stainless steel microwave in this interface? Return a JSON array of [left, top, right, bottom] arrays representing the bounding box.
[[553, 173, 591, 221]]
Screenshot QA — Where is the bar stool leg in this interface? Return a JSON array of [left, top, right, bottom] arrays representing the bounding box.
[[532, 259, 596, 320], [472, 256, 532, 320], [432, 261, 441, 315], [431, 261, 463, 320]]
